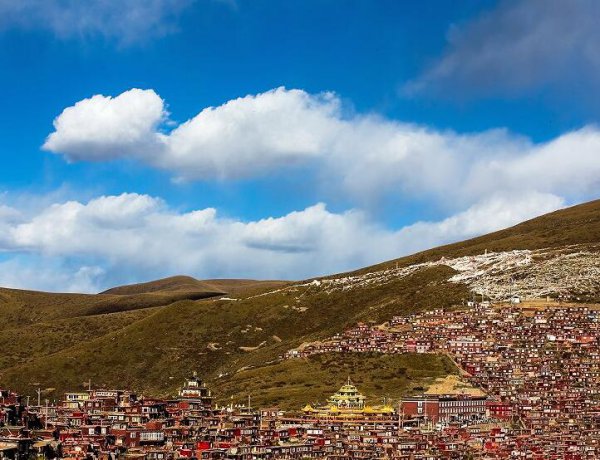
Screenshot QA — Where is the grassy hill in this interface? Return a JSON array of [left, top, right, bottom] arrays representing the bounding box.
[[0, 308, 159, 370], [0, 265, 467, 401], [0, 199, 598, 407], [0, 286, 216, 327], [215, 353, 457, 410], [100, 275, 224, 295], [101, 275, 287, 297]]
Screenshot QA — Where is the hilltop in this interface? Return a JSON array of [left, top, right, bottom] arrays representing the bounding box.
[[101, 275, 285, 297], [100, 275, 224, 295], [0, 199, 598, 407]]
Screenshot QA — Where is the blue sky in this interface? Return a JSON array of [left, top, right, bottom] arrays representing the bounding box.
[[0, 0, 599, 292]]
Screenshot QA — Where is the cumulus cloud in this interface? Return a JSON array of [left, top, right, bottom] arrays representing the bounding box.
[[44, 89, 166, 161], [44, 87, 600, 208], [0, 191, 564, 292], [45, 88, 340, 178], [0, 0, 193, 45], [406, 0, 600, 97], [162, 89, 341, 179]]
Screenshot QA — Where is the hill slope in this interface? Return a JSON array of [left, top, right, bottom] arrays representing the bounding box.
[[0, 199, 598, 407], [100, 275, 223, 295], [355, 198, 600, 275], [102, 276, 287, 298]]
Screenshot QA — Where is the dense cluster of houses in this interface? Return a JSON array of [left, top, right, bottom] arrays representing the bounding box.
[[3, 303, 600, 459], [0, 375, 532, 460], [1, 376, 498, 460], [287, 303, 600, 458]]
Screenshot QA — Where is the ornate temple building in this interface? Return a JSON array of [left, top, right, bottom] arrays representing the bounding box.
[[178, 372, 212, 401], [302, 378, 394, 418], [170, 372, 214, 421]]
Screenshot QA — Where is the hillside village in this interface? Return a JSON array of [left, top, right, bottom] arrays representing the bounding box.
[[287, 302, 600, 456], [3, 297, 600, 459]]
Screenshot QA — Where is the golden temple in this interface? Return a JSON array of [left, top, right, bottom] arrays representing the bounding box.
[[302, 377, 394, 417]]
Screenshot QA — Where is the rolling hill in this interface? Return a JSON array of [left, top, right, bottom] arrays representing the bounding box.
[[100, 275, 225, 295], [0, 199, 598, 408]]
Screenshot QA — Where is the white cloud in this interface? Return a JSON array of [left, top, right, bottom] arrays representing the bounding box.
[[45, 87, 340, 178], [406, 0, 600, 97], [162, 88, 341, 179], [399, 192, 566, 251], [463, 127, 600, 201], [0, 191, 564, 292], [44, 89, 166, 161], [0, 204, 21, 222], [0, 257, 105, 293], [44, 87, 600, 210], [0, 0, 193, 45]]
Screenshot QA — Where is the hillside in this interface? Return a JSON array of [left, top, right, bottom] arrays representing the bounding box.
[[0, 265, 468, 401], [354, 198, 600, 275], [0, 285, 221, 329], [102, 275, 287, 297], [100, 275, 223, 295], [217, 353, 457, 410], [0, 278, 287, 388], [0, 199, 598, 408]]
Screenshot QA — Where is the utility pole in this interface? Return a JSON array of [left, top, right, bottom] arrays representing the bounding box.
[[45, 399, 49, 430], [397, 402, 402, 435]]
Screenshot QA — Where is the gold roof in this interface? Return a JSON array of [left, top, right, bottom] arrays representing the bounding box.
[[328, 377, 366, 406], [301, 377, 395, 417]]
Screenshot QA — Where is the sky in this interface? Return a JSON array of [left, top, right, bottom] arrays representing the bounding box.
[[0, 0, 599, 292]]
